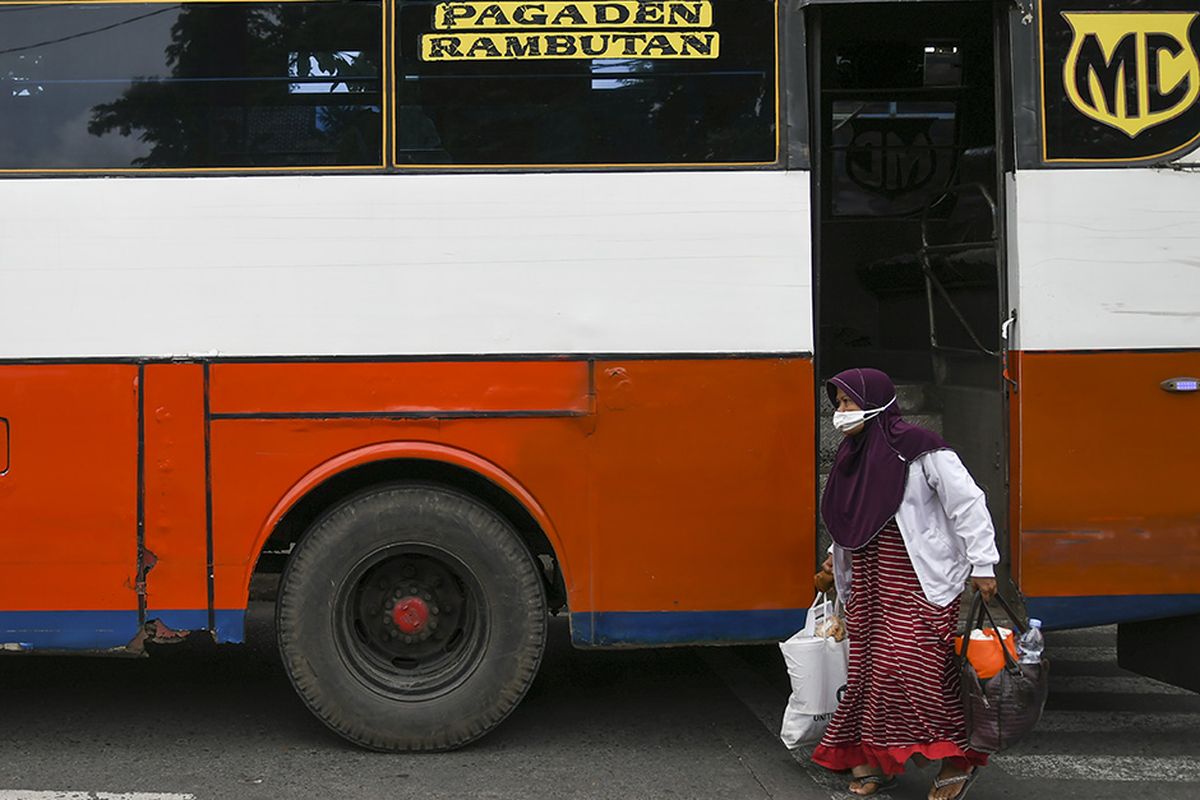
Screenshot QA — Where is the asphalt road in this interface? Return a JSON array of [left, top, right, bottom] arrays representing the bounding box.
[[0, 608, 1197, 800]]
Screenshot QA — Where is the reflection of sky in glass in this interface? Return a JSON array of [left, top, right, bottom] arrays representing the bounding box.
[[590, 58, 642, 90], [0, 4, 180, 167], [288, 52, 362, 94]]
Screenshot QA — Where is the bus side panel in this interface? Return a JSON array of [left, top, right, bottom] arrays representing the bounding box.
[[206, 357, 813, 646], [1018, 350, 1200, 627], [142, 363, 210, 630], [582, 356, 814, 644], [0, 364, 141, 649], [1012, 347, 1200, 623], [1011, 168, 1200, 629], [207, 360, 595, 630]]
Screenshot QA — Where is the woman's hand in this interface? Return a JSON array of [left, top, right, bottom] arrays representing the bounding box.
[[972, 577, 998, 603], [814, 554, 836, 592]]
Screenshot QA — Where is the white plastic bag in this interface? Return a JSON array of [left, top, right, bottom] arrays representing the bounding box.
[[778, 592, 849, 748]]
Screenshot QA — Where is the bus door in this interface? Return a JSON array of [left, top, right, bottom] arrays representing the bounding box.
[[0, 365, 143, 649], [807, 0, 1012, 575]]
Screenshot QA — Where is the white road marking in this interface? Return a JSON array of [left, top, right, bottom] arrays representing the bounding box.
[[1048, 645, 1117, 662], [993, 755, 1200, 782], [1044, 625, 1117, 642], [0, 795, 195, 800], [1036, 710, 1200, 733], [1050, 675, 1197, 696]]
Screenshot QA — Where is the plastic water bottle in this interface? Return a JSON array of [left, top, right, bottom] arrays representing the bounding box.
[[1017, 618, 1044, 664]]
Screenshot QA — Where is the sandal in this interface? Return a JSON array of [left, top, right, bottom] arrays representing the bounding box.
[[927, 768, 980, 800], [849, 774, 896, 796]]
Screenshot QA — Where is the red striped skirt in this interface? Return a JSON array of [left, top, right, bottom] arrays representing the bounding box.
[[811, 521, 988, 776]]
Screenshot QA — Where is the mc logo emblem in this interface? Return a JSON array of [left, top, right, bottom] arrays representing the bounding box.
[[1062, 11, 1200, 138]]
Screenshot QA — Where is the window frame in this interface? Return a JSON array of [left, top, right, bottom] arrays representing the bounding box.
[[389, 0, 783, 171], [0, 0, 786, 175], [0, 0, 389, 175]]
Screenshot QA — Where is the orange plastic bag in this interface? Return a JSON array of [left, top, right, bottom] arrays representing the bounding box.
[[954, 627, 1017, 680]]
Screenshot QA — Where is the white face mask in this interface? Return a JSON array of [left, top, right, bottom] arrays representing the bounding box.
[[832, 396, 895, 433]]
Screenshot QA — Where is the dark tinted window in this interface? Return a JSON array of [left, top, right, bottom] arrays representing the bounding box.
[[394, 0, 777, 165], [0, 1, 383, 170]]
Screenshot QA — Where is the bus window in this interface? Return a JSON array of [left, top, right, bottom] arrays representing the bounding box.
[[392, 0, 779, 166], [0, 1, 384, 171]]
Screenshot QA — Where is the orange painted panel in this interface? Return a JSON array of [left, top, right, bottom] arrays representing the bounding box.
[[0, 364, 139, 611], [210, 416, 593, 610], [1017, 350, 1200, 598], [210, 361, 591, 415], [143, 363, 209, 613], [589, 358, 814, 612], [208, 357, 814, 616], [1008, 351, 1022, 584]]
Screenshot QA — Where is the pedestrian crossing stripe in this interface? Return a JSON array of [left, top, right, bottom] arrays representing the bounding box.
[[0, 793, 195, 800], [992, 755, 1200, 783]]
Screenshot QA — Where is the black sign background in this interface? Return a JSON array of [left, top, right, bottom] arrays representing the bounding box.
[[1041, 0, 1200, 162]]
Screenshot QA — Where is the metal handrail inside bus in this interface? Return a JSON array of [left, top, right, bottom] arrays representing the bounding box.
[[917, 182, 1001, 359]]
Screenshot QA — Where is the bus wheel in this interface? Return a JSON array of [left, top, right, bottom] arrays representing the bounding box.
[[276, 483, 548, 751]]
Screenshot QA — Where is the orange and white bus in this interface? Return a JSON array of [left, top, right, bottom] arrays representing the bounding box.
[[0, 0, 1196, 749]]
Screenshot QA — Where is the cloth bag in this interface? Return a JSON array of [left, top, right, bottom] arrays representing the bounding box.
[[778, 592, 849, 748], [957, 592, 1049, 753]]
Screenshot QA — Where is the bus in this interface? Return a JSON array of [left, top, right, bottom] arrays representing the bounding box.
[[0, 0, 1196, 750]]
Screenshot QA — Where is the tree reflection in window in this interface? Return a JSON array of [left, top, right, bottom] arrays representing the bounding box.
[[0, 2, 382, 170]]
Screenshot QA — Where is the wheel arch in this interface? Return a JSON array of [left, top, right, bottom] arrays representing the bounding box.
[[245, 442, 569, 610]]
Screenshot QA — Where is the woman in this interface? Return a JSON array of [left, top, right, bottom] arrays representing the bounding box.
[[813, 368, 999, 800]]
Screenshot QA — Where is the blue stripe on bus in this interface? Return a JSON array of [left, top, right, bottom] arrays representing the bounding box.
[[0, 610, 140, 650], [1025, 594, 1200, 631], [569, 608, 807, 646], [0, 609, 246, 651]]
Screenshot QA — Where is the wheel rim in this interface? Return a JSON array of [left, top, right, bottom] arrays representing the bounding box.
[[333, 544, 489, 700]]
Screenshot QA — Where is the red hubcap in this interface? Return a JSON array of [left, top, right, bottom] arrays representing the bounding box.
[[391, 596, 430, 634]]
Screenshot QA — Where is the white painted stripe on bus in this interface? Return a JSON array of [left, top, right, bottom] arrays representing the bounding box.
[[1050, 675, 1197, 695], [1014, 168, 1200, 351], [0, 792, 195, 800], [0, 171, 813, 358], [1036, 710, 1200, 733], [993, 755, 1200, 782]]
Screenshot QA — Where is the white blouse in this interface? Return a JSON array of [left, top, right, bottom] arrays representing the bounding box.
[[830, 449, 1000, 608]]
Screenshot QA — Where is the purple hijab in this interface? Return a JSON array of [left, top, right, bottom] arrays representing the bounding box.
[[821, 368, 950, 550]]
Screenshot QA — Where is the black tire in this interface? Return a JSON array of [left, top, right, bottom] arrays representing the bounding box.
[[276, 483, 547, 751]]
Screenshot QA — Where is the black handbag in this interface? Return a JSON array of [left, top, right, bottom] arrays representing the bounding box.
[[957, 592, 1049, 753]]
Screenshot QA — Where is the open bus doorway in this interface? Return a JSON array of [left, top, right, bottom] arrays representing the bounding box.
[[810, 1, 1011, 579]]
